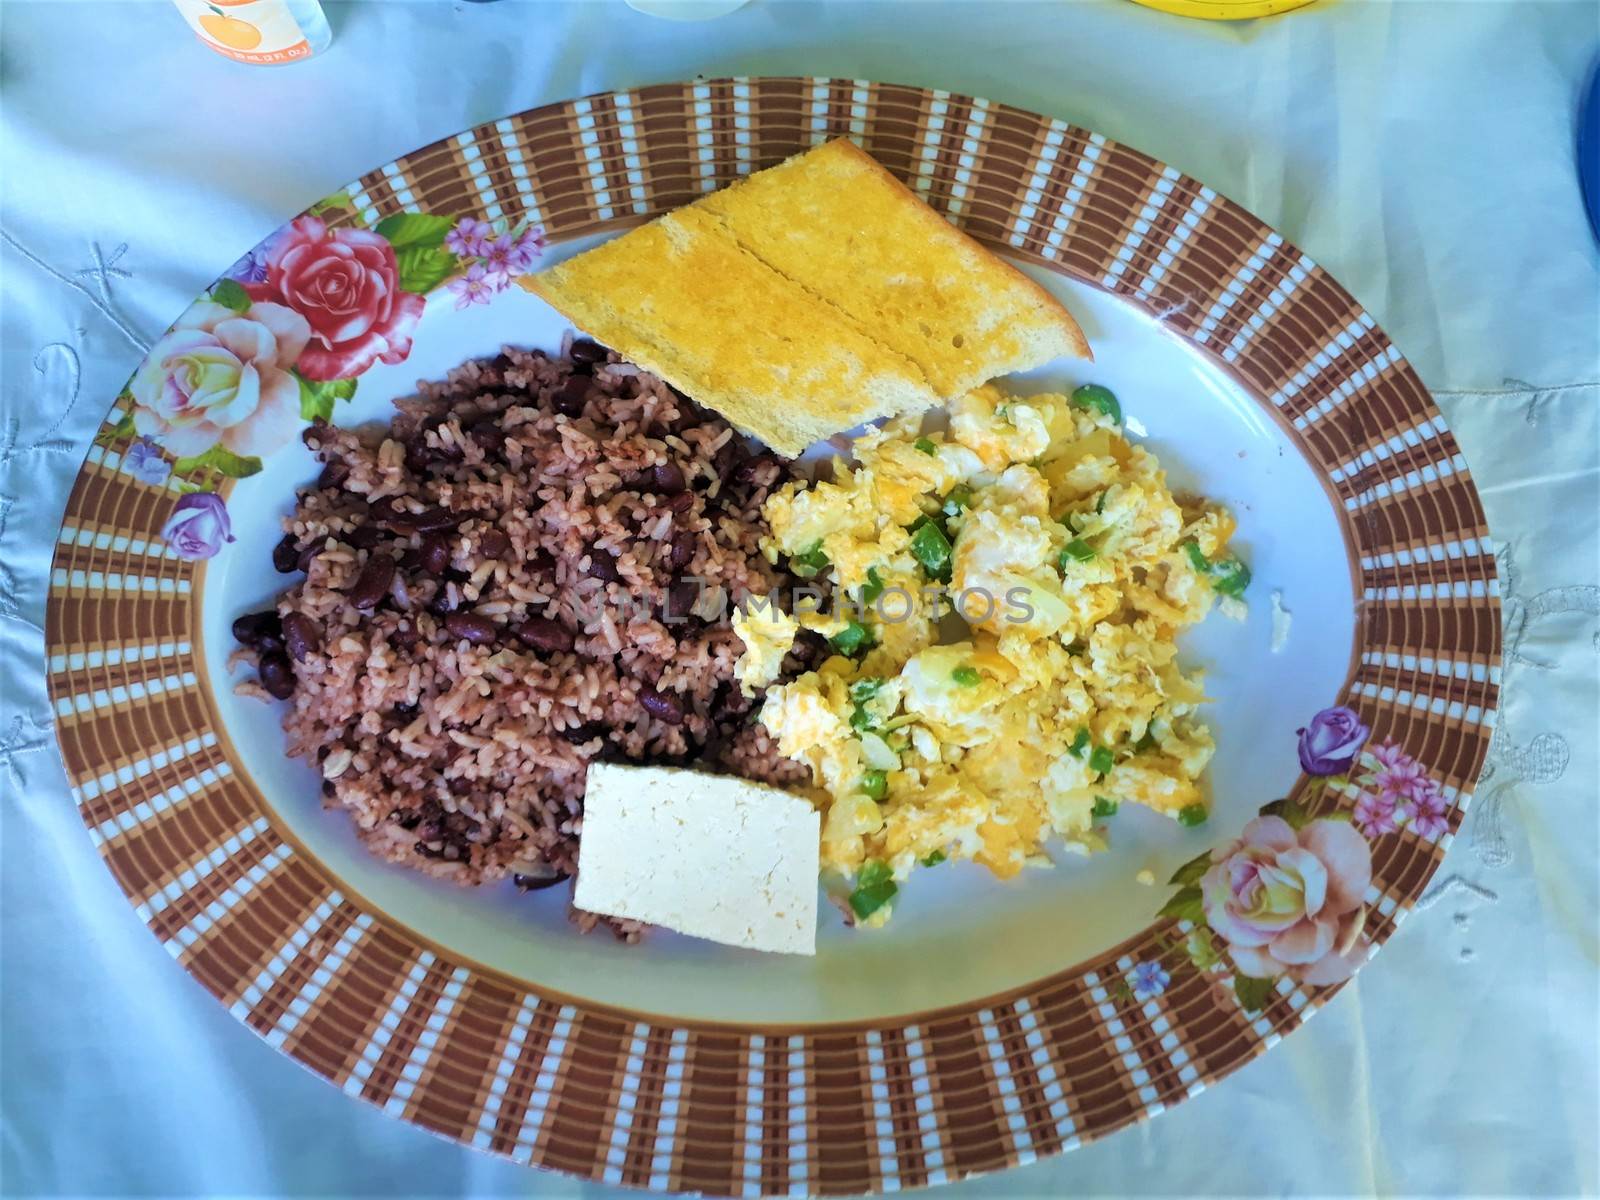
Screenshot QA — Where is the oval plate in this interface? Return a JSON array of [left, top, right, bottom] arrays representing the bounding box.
[[46, 80, 1498, 1195]]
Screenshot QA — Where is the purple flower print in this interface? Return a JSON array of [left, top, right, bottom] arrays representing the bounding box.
[[514, 224, 547, 261], [228, 247, 270, 284], [1297, 706, 1370, 776], [445, 216, 494, 258], [1352, 790, 1399, 838], [481, 229, 540, 277], [227, 228, 285, 284], [161, 492, 234, 560], [448, 263, 500, 310], [1400, 778, 1450, 839], [1130, 961, 1170, 1001], [1368, 739, 1428, 799], [124, 437, 171, 487]]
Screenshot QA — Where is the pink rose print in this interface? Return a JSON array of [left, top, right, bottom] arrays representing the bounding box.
[[1296, 706, 1370, 776], [246, 215, 425, 381], [1352, 790, 1399, 838], [128, 297, 311, 458], [1201, 815, 1371, 986], [445, 216, 493, 258], [161, 492, 234, 560]]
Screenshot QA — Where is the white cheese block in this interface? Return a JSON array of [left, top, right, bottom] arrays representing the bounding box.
[[573, 764, 820, 955]]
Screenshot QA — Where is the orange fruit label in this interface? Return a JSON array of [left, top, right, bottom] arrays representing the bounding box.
[[172, 0, 313, 64]]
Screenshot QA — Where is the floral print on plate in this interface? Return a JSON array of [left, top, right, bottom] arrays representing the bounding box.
[[1158, 706, 1442, 1011], [95, 204, 544, 560]]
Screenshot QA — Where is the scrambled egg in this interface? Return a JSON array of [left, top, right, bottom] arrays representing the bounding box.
[[744, 383, 1248, 924], [731, 601, 800, 697]]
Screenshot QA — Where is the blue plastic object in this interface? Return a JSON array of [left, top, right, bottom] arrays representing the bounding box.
[[1579, 58, 1600, 242]]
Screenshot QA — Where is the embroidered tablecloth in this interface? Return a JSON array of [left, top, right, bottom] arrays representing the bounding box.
[[2, 1, 1596, 1194]]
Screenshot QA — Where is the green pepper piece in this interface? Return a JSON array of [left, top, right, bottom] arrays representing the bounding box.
[[849, 860, 898, 920], [1071, 383, 1122, 424], [909, 520, 953, 582], [831, 620, 874, 657]]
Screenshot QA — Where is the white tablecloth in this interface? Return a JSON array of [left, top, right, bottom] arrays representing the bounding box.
[[3, 1, 1597, 1195]]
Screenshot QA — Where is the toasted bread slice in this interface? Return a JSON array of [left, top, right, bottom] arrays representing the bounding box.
[[520, 208, 937, 457], [697, 138, 1090, 395]]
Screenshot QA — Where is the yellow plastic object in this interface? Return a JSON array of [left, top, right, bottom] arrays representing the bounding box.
[[1129, 0, 1317, 18]]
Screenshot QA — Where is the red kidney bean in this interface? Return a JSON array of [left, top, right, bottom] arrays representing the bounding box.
[[300, 421, 326, 449], [258, 652, 296, 699], [296, 540, 323, 571], [733, 453, 779, 486], [316, 460, 350, 490], [668, 532, 697, 571], [639, 686, 684, 726], [512, 616, 574, 654], [282, 612, 321, 661], [427, 586, 459, 617], [368, 497, 415, 534], [714, 437, 748, 480], [419, 533, 450, 575], [569, 338, 609, 366], [403, 439, 434, 475], [652, 462, 686, 494], [442, 810, 478, 837], [552, 376, 589, 416], [666, 392, 704, 434], [586, 550, 622, 583], [663, 580, 700, 624], [391, 621, 421, 651], [348, 554, 396, 610], [664, 491, 695, 513], [711, 679, 753, 721], [559, 720, 606, 745], [444, 612, 497, 645], [410, 506, 466, 533], [479, 529, 510, 558], [345, 523, 383, 550], [513, 864, 571, 890], [272, 533, 301, 573], [469, 422, 506, 457], [408, 433, 464, 475], [232, 610, 282, 647]]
